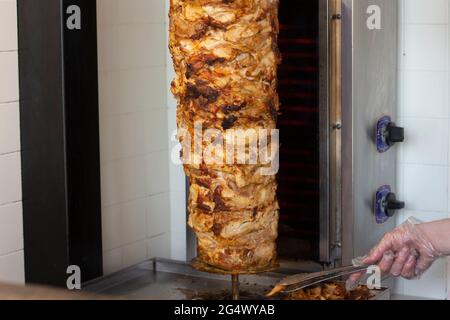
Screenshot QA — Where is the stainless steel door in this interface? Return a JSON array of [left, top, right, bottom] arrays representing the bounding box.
[[341, 0, 400, 264]]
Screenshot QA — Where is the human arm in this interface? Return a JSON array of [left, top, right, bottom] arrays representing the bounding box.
[[348, 218, 450, 284]]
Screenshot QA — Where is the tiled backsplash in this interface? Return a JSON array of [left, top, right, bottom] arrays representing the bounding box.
[[165, 0, 188, 262], [97, 0, 171, 275], [396, 0, 449, 299], [0, 0, 24, 284]]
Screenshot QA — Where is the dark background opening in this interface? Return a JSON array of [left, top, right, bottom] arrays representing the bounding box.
[[277, 0, 320, 261]]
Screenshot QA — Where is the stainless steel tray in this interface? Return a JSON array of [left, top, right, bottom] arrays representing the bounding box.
[[83, 258, 390, 300]]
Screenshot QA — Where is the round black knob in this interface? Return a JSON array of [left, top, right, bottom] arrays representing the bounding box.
[[386, 123, 405, 146], [384, 192, 405, 217]]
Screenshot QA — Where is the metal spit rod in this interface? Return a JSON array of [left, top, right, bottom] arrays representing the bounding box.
[[231, 275, 240, 300]]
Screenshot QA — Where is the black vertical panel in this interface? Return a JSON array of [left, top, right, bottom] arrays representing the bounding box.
[[18, 0, 69, 287], [62, 0, 103, 284], [17, 0, 102, 286]]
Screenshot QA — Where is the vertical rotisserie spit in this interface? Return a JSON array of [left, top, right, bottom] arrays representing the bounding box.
[[169, 0, 281, 273]]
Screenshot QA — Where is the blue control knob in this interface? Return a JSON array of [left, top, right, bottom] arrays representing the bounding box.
[[375, 185, 405, 224], [376, 116, 404, 153]]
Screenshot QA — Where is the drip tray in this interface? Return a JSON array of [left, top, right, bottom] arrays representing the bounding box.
[[84, 259, 287, 300], [84, 259, 390, 300]]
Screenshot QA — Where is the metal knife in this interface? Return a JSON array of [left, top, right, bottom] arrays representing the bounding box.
[[266, 265, 368, 297]]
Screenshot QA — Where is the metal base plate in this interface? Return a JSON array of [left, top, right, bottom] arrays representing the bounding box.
[[83, 259, 390, 300]]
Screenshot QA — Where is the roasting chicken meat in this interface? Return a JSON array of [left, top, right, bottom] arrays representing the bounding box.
[[285, 283, 375, 301], [169, 0, 281, 272]]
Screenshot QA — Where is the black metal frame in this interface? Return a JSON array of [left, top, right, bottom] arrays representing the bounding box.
[[17, 0, 102, 286]]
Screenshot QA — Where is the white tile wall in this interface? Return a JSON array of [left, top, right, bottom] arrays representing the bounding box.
[[103, 248, 122, 274], [100, 109, 168, 163], [122, 240, 147, 269], [0, 52, 19, 102], [166, 2, 188, 262], [97, 0, 166, 25], [0, 0, 24, 284], [97, 0, 171, 274], [405, 0, 449, 24], [121, 198, 147, 245], [403, 71, 448, 118], [100, 157, 147, 206], [147, 193, 170, 238], [0, 0, 18, 52], [0, 203, 22, 256], [169, 191, 187, 261], [0, 251, 24, 284], [0, 153, 22, 206], [98, 67, 166, 117], [101, 204, 122, 251], [0, 102, 20, 155], [403, 164, 448, 212], [403, 118, 449, 166], [147, 233, 171, 260], [98, 24, 166, 71], [146, 151, 170, 195], [397, 0, 449, 299], [404, 25, 448, 71]]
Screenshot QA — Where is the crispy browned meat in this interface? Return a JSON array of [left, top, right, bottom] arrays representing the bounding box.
[[169, 0, 281, 272], [285, 283, 375, 301]]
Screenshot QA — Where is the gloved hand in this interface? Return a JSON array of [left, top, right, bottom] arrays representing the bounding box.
[[347, 218, 443, 287]]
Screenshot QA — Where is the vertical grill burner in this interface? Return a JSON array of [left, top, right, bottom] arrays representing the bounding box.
[[277, 1, 320, 261]]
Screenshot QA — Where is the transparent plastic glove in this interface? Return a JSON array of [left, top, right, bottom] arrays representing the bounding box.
[[346, 217, 443, 289]]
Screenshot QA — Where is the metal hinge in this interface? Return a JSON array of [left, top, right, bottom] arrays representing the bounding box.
[[331, 13, 342, 20]]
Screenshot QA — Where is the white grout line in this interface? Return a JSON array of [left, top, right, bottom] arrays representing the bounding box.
[[0, 200, 21, 209], [0, 100, 19, 106], [403, 68, 450, 72], [400, 162, 450, 168], [0, 150, 21, 157], [97, 64, 166, 75], [99, 148, 169, 165], [97, 22, 166, 27], [98, 106, 169, 119], [0, 200, 22, 209], [401, 115, 450, 120], [0, 249, 24, 259], [405, 22, 449, 26], [103, 234, 168, 255], [101, 192, 170, 212]]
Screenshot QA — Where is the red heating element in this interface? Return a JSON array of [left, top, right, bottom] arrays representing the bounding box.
[[277, 1, 320, 260]]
